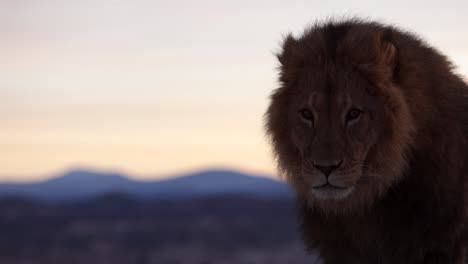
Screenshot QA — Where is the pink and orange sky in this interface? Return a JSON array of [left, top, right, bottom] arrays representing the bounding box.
[[2, 0, 468, 181]]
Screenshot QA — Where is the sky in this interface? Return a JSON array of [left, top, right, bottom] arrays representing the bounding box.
[[1, 0, 468, 181]]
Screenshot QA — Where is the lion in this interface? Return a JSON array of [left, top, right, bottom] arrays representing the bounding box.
[[265, 18, 468, 263]]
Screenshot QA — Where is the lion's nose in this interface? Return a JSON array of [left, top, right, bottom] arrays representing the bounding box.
[[314, 160, 343, 177]]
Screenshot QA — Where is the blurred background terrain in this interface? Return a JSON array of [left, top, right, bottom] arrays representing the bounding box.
[[0, 169, 316, 264]]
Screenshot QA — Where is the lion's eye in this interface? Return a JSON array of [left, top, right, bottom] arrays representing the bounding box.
[[346, 108, 362, 122], [299, 108, 314, 122]]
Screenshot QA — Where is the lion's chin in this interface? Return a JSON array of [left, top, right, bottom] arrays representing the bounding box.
[[309, 185, 355, 200]]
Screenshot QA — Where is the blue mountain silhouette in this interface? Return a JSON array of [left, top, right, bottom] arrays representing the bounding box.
[[0, 169, 292, 201]]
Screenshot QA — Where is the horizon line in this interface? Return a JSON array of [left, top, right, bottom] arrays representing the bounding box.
[[0, 165, 280, 184]]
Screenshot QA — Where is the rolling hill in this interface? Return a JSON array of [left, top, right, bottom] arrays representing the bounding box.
[[0, 169, 292, 201]]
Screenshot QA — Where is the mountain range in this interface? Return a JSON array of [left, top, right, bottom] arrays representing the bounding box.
[[0, 169, 292, 201]]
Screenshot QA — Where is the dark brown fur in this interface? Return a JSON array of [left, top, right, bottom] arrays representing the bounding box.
[[265, 18, 468, 263]]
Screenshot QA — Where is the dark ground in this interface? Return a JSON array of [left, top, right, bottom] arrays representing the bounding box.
[[0, 194, 320, 264]]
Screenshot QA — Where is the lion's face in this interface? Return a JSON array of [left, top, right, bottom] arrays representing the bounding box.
[[266, 30, 416, 212], [288, 67, 380, 201]]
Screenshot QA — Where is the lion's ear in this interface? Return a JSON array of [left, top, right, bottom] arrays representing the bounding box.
[[277, 34, 300, 85], [379, 41, 397, 70], [366, 40, 398, 82], [277, 34, 298, 66], [349, 33, 398, 82]]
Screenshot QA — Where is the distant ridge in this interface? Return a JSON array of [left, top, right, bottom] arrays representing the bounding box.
[[0, 169, 292, 201]]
